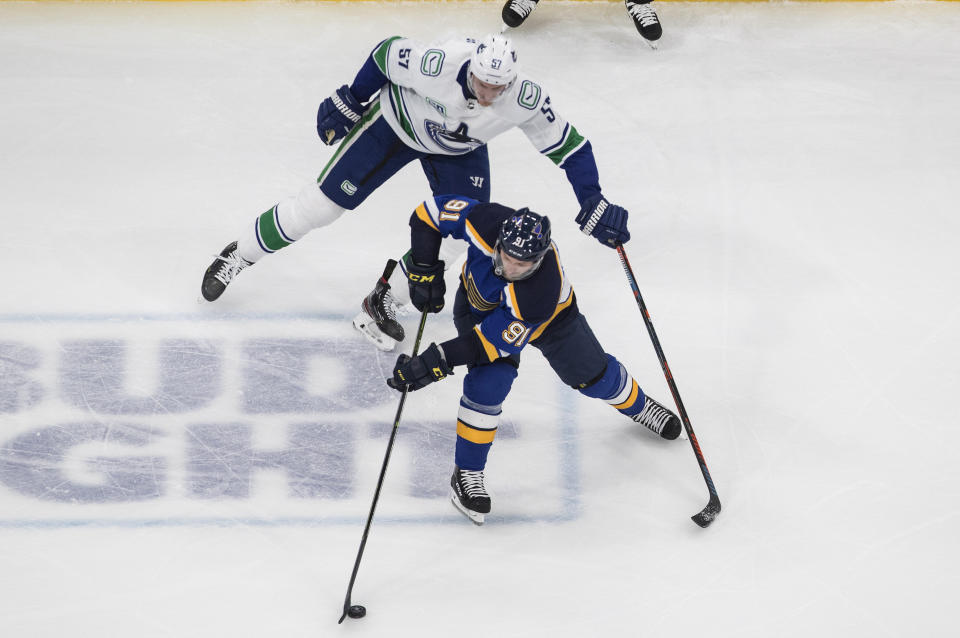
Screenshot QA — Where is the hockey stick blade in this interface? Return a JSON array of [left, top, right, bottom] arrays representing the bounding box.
[[692, 496, 721, 528]]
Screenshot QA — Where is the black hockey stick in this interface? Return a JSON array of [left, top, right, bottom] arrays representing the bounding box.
[[338, 300, 431, 623], [615, 243, 721, 528]]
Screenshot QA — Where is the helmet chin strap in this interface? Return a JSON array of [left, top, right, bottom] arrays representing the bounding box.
[[466, 69, 477, 98]]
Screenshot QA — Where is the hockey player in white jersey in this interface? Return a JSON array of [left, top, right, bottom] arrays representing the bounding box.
[[201, 34, 633, 349]]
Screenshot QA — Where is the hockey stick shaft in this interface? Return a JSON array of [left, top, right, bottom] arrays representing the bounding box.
[[615, 244, 721, 527], [379, 258, 398, 285], [338, 305, 430, 623]]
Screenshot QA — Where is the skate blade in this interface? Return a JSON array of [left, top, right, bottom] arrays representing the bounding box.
[[351, 316, 397, 352], [450, 494, 485, 526]]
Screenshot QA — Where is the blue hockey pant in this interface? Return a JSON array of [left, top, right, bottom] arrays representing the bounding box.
[[450, 286, 649, 471]]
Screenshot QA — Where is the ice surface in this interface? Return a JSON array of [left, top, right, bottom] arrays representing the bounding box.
[[1, 1, 959, 636]]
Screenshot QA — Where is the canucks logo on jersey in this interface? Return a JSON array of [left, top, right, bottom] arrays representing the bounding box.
[[424, 120, 483, 153]]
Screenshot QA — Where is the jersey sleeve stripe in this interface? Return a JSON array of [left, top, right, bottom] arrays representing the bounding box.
[[372, 36, 401, 77], [544, 125, 586, 166], [551, 243, 573, 303], [473, 325, 502, 362], [539, 123, 570, 155], [424, 196, 443, 222], [415, 202, 439, 231], [506, 283, 524, 321], [465, 220, 494, 255]]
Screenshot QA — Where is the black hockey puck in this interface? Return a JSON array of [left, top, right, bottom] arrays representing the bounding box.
[[347, 605, 366, 619]]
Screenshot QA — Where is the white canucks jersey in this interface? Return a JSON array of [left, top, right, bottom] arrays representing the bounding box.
[[369, 36, 588, 167]]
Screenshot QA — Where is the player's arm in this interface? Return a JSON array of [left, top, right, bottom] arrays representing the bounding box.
[[400, 195, 482, 315], [386, 307, 543, 392], [387, 276, 557, 392], [317, 36, 420, 145], [518, 90, 632, 248]]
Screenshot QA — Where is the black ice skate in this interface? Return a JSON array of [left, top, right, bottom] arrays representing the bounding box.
[[632, 396, 681, 440], [201, 241, 252, 302], [502, 0, 539, 29], [450, 467, 491, 526], [352, 274, 405, 352], [625, 0, 662, 43]]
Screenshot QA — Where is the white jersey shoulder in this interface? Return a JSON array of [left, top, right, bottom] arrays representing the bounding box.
[[370, 36, 572, 158]]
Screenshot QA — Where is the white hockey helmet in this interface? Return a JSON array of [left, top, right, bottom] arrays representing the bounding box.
[[468, 34, 519, 88]]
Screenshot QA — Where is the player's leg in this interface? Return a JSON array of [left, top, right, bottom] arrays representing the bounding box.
[[448, 284, 520, 524], [502, 0, 541, 29], [201, 104, 418, 301], [625, 0, 663, 43], [532, 307, 680, 439], [419, 145, 491, 203], [451, 359, 519, 525]]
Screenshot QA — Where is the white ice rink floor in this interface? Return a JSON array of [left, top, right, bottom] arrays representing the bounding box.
[[1, 1, 959, 636]]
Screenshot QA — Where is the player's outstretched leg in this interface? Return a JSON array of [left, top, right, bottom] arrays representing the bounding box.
[[451, 467, 491, 525], [352, 274, 405, 351], [201, 241, 251, 301], [577, 354, 680, 440], [630, 395, 681, 439], [201, 182, 345, 302], [502, 0, 540, 29], [625, 0, 662, 42]]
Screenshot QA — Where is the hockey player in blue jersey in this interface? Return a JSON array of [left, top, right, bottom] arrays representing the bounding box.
[[201, 34, 633, 348], [384, 196, 680, 525]]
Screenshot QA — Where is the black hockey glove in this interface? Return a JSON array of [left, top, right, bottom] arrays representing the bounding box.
[[316, 85, 363, 146], [575, 195, 631, 247], [387, 343, 454, 392], [402, 254, 446, 313]]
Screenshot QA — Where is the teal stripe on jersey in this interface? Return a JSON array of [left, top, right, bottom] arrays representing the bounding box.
[[545, 125, 586, 166], [373, 36, 402, 77]]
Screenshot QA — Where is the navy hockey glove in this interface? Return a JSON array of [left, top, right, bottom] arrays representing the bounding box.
[[316, 85, 363, 145], [387, 343, 454, 392], [402, 254, 446, 313], [575, 195, 631, 247]]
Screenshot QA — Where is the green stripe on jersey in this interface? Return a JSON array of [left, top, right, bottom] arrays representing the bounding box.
[[257, 207, 291, 252], [373, 36, 402, 77], [390, 83, 419, 145], [545, 125, 586, 166], [317, 101, 382, 185]]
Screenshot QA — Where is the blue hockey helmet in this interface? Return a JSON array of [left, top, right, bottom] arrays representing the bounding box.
[[493, 208, 552, 281]]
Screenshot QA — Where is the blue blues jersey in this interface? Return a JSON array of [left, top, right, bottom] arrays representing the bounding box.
[[411, 195, 575, 365]]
